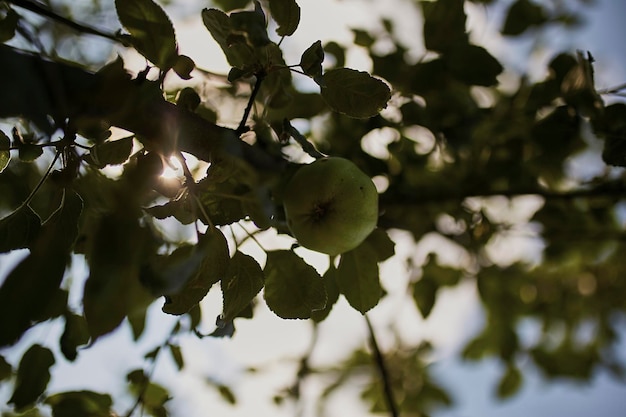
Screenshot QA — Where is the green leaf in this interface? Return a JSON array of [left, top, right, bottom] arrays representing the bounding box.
[[0, 205, 41, 253], [269, 0, 301, 36], [45, 391, 113, 417], [336, 243, 382, 314], [299, 40, 324, 83], [213, 0, 251, 12], [17, 142, 43, 162], [221, 251, 264, 322], [447, 44, 503, 86], [0, 190, 82, 347], [9, 345, 55, 410], [363, 228, 395, 262], [321, 68, 390, 118], [217, 384, 237, 404], [502, 0, 547, 36], [0, 354, 12, 381], [168, 344, 184, 370], [412, 276, 438, 318], [422, 254, 464, 286], [0, 129, 10, 172], [230, 2, 270, 47], [422, 0, 468, 52], [263, 250, 326, 319], [172, 54, 195, 80], [311, 265, 341, 322], [83, 213, 153, 340], [496, 364, 523, 399], [201, 8, 257, 69], [162, 228, 230, 315], [87, 136, 134, 168], [0, 8, 19, 42], [60, 314, 90, 362], [115, 0, 178, 69]]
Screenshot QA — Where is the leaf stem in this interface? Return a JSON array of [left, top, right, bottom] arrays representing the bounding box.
[[365, 314, 399, 417], [236, 73, 265, 135], [19, 149, 61, 210]]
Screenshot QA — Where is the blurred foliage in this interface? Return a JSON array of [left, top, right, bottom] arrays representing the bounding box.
[[1, 0, 626, 416]]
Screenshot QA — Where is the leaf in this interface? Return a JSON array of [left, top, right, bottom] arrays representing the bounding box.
[[496, 364, 523, 399], [201, 8, 255, 69], [447, 44, 503, 86], [0, 8, 19, 42], [172, 54, 195, 80], [45, 391, 113, 417], [421, 0, 468, 52], [321, 68, 390, 118], [336, 243, 382, 314], [115, 0, 178, 69], [60, 313, 90, 362], [83, 213, 153, 340], [230, 2, 270, 47], [0, 205, 41, 253], [9, 345, 55, 410], [168, 344, 184, 370], [268, 0, 301, 36], [0, 355, 12, 381], [0, 129, 10, 172], [0, 190, 82, 347], [17, 142, 43, 162], [502, 0, 547, 36], [87, 136, 134, 168], [363, 228, 395, 262], [412, 276, 438, 318], [311, 265, 341, 322], [217, 384, 236, 405], [162, 228, 230, 315], [263, 250, 326, 319], [299, 40, 324, 83], [221, 251, 264, 322]]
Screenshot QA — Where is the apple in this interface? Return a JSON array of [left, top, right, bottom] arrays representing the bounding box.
[[283, 157, 378, 255]]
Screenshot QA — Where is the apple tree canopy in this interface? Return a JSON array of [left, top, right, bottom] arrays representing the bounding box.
[[1, 0, 626, 415]]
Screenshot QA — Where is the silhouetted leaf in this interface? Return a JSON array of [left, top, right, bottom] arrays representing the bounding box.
[[173, 54, 195, 80], [502, 0, 547, 36], [363, 228, 395, 262], [496, 364, 523, 399], [422, 0, 467, 52], [263, 250, 326, 319], [0, 205, 41, 253], [312, 265, 340, 322], [0, 129, 9, 172], [168, 344, 184, 370], [269, 0, 301, 36], [0, 190, 82, 346], [115, 0, 178, 69], [447, 44, 503, 86], [162, 228, 230, 315], [217, 384, 236, 404], [0, 8, 19, 42], [9, 345, 55, 410], [221, 251, 264, 322], [87, 136, 134, 168], [60, 313, 90, 361], [336, 242, 382, 314], [321, 68, 390, 118], [0, 355, 11, 381], [46, 390, 113, 417], [412, 276, 438, 318], [300, 40, 324, 83]]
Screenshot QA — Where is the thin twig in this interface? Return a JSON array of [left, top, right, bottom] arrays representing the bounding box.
[[8, 0, 121, 43], [236, 73, 265, 135], [18, 149, 61, 210], [365, 314, 399, 417]]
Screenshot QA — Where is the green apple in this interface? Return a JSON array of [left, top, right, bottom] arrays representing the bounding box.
[[283, 157, 378, 255]]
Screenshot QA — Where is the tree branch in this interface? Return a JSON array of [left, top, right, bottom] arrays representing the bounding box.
[[8, 0, 121, 43], [365, 315, 399, 417]]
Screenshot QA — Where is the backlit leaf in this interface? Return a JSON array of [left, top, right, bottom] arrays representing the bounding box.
[[311, 265, 340, 322], [0, 129, 10, 172], [336, 242, 382, 314], [502, 0, 547, 36], [173, 54, 195, 80], [45, 390, 113, 417], [162, 228, 230, 315], [269, 0, 301, 36], [0, 355, 12, 381], [221, 251, 264, 322], [87, 136, 134, 168], [447, 44, 503, 86], [263, 250, 326, 319], [299, 40, 324, 83], [0, 205, 41, 253], [412, 276, 438, 318], [363, 228, 395, 262], [60, 313, 90, 361], [0, 190, 82, 346], [115, 0, 178, 69], [9, 345, 55, 410], [168, 344, 184, 370], [496, 364, 523, 399], [321, 68, 390, 118], [201, 8, 255, 69], [0, 8, 19, 42], [422, 0, 468, 52]]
